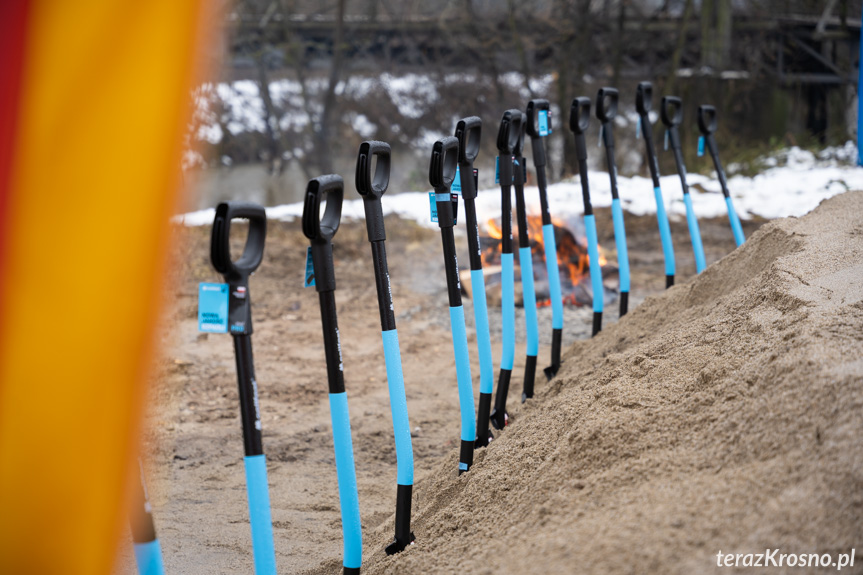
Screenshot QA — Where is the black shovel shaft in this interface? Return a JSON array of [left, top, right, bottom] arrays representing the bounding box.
[[535, 163, 551, 224], [602, 124, 619, 199], [233, 334, 263, 456], [441, 226, 462, 308], [697, 105, 729, 195], [514, 165, 530, 249], [318, 290, 346, 395], [670, 134, 691, 195], [636, 82, 661, 187], [370, 241, 396, 331], [704, 135, 730, 198], [462, 168, 483, 271], [639, 116, 661, 187], [575, 135, 593, 215], [597, 88, 620, 199], [500, 161, 514, 254]]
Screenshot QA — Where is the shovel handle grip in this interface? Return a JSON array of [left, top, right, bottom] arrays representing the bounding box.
[[429, 136, 459, 192], [525, 99, 551, 138], [455, 116, 482, 164], [210, 201, 267, 283], [697, 105, 718, 135], [303, 175, 343, 243], [455, 117, 481, 200], [303, 175, 343, 293], [636, 82, 653, 115], [356, 141, 391, 242], [660, 96, 683, 127], [496, 109, 524, 154], [512, 111, 527, 157], [355, 140, 390, 199], [596, 87, 619, 123], [569, 97, 591, 135]]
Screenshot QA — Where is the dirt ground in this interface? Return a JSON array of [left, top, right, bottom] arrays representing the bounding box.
[[116, 201, 767, 574]]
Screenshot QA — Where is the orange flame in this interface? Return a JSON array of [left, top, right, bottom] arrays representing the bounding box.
[[481, 215, 604, 303], [486, 218, 503, 239]]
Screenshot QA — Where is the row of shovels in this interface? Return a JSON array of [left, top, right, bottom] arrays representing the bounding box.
[[131, 82, 744, 575]]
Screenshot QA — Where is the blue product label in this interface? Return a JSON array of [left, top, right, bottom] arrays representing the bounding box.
[[452, 166, 461, 194], [538, 110, 550, 136], [494, 156, 500, 184], [636, 116, 641, 139], [429, 192, 438, 223], [198, 283, 228, 333], [697, 135, 705, 157], [664, 129, 669, 151], [304, 246, 315, 287]]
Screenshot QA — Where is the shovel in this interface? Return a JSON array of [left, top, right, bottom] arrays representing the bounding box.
[[511, 112, 539, 402], [526, 99, 565, 380], [489, 110, 523, 430], [210, 202, 277, 575], [596, 87, 631, 317], [569, 97, 605, 336], [661, 96, 706, 273], [635, 82, 676, 288], [454, 117, 495, 448], [429, 137, 476, 474], [355, 141, 415, 554], [302, 177, 363, 574], [698, 105, 745, 247]]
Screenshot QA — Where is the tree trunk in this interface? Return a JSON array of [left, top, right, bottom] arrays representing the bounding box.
[[316, 0, 347, 175], [667, 0, 694, 95]]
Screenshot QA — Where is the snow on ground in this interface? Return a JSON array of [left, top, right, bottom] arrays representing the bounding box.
[[175, 143, 863, 229]]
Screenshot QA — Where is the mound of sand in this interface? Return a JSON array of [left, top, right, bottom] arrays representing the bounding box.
[[353, 191, 863, 574]]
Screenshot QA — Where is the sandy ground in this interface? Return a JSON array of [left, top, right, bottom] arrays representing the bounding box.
[[116, 202, 767, 574], [356, 192, 863, 575]]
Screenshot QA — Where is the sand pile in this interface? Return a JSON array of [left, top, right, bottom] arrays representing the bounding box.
[[351, 191, 863, 574]]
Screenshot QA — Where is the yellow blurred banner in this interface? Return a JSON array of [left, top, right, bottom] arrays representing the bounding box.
[[0, 1, 210, 573]]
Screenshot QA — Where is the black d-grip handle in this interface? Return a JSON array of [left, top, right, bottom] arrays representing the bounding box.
[[512, 111, 527, 158], [661, 96, 683, 127], [596, 87, 619, 123], [210, 201, 267, 283], [303, 175, 343, 292], [526, 99, 551, 138], [429, 136, 459, 192], [636, 82, 653, 115], [698, 105, 718, 135], [356, 141, 390, 242], [303, 175, 343, 243], [569, 97, 591, 134], [355, 141, 390, 199], [455, 117, 482, 165], [496, 109, 524, 154]]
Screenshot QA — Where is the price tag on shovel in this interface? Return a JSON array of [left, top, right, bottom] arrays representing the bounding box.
[[198, 282, 228, 333]]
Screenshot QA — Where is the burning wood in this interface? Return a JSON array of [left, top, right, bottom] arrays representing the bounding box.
[[460, 215, 616, 308]]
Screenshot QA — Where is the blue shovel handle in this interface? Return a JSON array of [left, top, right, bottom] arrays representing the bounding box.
[[133, 540, 165, 575], [469, 270, 495, 395], [500, 253, 515, 370], [449, 305, 477, 463], [585, 215, 604, 314], [381, 329, 414, 485], [611, 198, 630, 293], [653, 187, 676, 278], [243, 455, 277, 575], [542, 224, 564, 330], [328, 392, 363, 571], [519, 247, 539, 356], [683, 194, 706, 273], [725, 196, 745, 247]]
